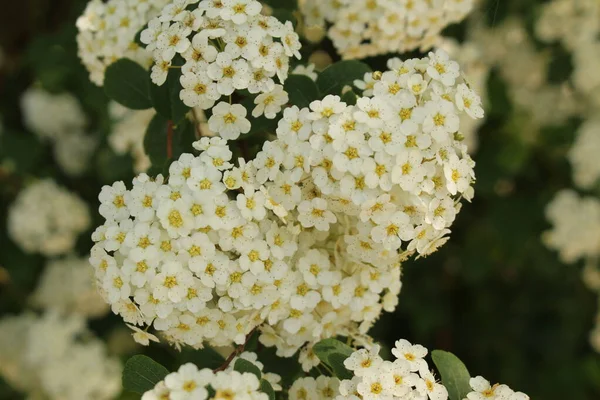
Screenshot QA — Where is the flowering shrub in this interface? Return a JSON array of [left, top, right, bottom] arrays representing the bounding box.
[[0, 0, 599, 399]]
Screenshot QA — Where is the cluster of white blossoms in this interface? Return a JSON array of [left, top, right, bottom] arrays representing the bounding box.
[[140, 0, 301, 112], [76, 0, 171, 85], [20, 87, 97, 176], [568, 118, 600, 190], [536, 0, 600, 52], [9, 179, 91, 256], [108, 102, 155, 173], [91, 50, 479, 361], [0, 312, 122, 400], [287, 339, 529, 400], [30, 256, 110, 318], [299, 0, 475, 59], [141, 352, 281, 400], [543, 190, 600, 265]]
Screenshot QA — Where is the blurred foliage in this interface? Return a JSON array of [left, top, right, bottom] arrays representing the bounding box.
[[0, 0, 599, 399]]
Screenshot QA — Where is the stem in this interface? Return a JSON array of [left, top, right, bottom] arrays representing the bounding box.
[[167, 120, 174, 159], [213, 327, 258, 372]]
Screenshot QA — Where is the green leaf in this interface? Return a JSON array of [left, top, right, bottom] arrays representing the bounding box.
[[341, 89, 358, 105], [233, 358, 262, 380], [271, 9, 297, 28], [316, 60, 371, 96], [122, 355, 169, 394], [260, 379, 276, 400], [144, 114, 196, 169], [104, 59, 152, 110], [262, 0, 297, 10], [313, 338, 354, 379], [284, 74, 319, 108], [178, 347, 225, 370], [150, 68, 189, 123], [144, 113, 170, 167], [431, 350, 472, 400]]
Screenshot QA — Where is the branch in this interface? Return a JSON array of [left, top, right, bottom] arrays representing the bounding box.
[[213, 327, 258, 372]]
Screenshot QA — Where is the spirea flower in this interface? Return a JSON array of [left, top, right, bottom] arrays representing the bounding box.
[[141, 353, 279, 400], [91, 51, 478, 359], [8, 179, 91, 256], [140, 0, 301, 109], [299, 0, 476, 59], [76, 0, 171, 85]]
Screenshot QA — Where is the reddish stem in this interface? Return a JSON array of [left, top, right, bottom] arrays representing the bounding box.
[[167, 120, 174, 159], [213, 327, 258, 372]]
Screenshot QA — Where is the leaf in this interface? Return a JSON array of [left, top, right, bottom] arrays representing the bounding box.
[[149, 67, 189, 123], [122, 355, 169, 394], [144, 113, 169, 167], [341, 89, 358, 105], [271, 9, 297, 28], [431, 350, 472, 400], [313, 338, 354, 379], [144, 115, 195, 169], [260, 379, 276, 400], [104, 58, 152, 110], [234, 358, 262, 380], [316, 60, 372, 96], [178, 347, 225, 370], [262, 0, 297, 10], [284, 74, 320, 108]]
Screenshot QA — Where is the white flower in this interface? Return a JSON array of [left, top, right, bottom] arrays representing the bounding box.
[[391, 339, 428, 372], [208, 102, 251, 140], [221, 0, 262, 25], [297, 198, 337, 231], [127, 324, 160, 346], [180, 71, 220, 108], [253, 84, 289, 119], [164, 364, 212, 400], [427, 50, 460, 86], [455, 83, 484, 119], [207, 53, 251, 95]]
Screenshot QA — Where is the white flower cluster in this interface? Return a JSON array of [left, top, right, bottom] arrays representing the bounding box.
[[76, 0, 171, 85], [463, 376, 529, 400], [536, 0, 599, 52], [288, 340, 529, 400], [21, 87, 97, 176], [108, 102, 155, 173], [30, 255, 110, 318], [8, 179, 91, 256], [141, 352, 280, 400], [0, 312, 122, 400], [543, 190, 600, 265], [568, 118, 600, 190], [299, 0, 475, 59], [140, 0, 301, 113]]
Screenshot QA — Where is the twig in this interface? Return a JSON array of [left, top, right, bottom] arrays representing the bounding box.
[[213, 327, 258, 372]]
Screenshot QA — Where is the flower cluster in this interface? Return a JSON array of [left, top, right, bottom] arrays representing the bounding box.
[[108, 102, 155, 173], [141, 352, 280, 400], [140, 0, 301, 113], [21, 87, 97, 176], [543, 190, 600, 266], [76, 0, 171, 85], [91, 50, 478, 359], [287, 339, 529, 400], [0, 312, 122, 400], [9, 179, 91, 256], [299, 0, 475, 59], [30, 256, 110, 318], [536, 0, 599, 52], [568, 118, 600, 190]]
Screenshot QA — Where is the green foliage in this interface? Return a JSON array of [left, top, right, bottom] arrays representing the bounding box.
[[313, 338, 354, 379], [284, 74, 320, 108], [144, 114, 196, 169], [316, 60, 372, 96], [122, 355, 169, 394], [431, 350, 472, 400], [233, 358, 262, 379], [260, 379, 276, 400], [149, 69, 189, 123], [104, 59, 153, 110]]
